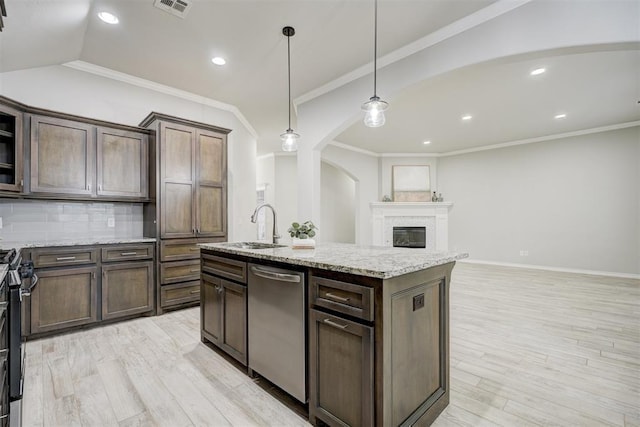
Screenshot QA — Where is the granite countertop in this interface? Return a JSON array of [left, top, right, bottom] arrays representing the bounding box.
[[0, 264, 7, 283], [200, 242, 468, 279], [0, 237, 157, 250]]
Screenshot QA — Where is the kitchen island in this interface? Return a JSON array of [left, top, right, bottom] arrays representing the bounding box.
[[199, 242, 467, 427]]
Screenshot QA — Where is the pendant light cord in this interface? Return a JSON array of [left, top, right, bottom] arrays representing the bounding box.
[[373, 0, 378, 98], [287, 32, 292, 130]]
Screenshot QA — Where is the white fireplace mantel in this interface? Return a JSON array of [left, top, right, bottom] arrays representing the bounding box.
[[370, 202, 453, 251]]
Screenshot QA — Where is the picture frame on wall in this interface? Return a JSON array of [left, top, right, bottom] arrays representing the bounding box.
[[392, 165, 430, 202]]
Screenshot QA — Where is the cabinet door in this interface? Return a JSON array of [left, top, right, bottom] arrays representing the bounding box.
[[309, 309, 374, 427], [30, 266, 98, 334], [96, 127, 148, 199], [160, 122, 195, 238], [30, 115, 94, 196], [0, 102, 23, 193], [102, 261, 154, 320], [220, 279, 246, 365], [201, 274, 223, 344], [195, 129, 226, 237]]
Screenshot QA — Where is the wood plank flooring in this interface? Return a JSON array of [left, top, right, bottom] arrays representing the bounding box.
[[23, 263, 639, 426]]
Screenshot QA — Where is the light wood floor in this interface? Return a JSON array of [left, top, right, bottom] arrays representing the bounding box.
[[23, 263, 640, 426]]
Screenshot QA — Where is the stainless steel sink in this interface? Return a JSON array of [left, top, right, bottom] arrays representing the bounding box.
[[223, 242, 287, 250]]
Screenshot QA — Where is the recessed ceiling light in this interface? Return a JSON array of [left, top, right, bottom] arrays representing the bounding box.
[[554, 113, 567, 119], [98, 12, 119, 24], [461, 114, 473, 121], [422, 140, 431, 145], [211, 57, 226, 66], [530, 67, 546, 76]]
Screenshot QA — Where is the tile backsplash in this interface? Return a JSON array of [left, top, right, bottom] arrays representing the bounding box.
[[0, 199, 145, 243]]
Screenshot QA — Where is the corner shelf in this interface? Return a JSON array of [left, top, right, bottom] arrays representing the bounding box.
[[0, 129, 13, 138]]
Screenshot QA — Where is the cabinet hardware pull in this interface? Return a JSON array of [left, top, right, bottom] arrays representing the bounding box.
[[120, 252, 138, 256], [323, 318, 348, 330], [93, 272, 96, 279], [325, 292, 350, 303], [190, 290, 200, 294], [56, 256, 76, 261], [214, 285, 223, 293], [197, 228, 200, 233], [98, 184, 102, 191], [88, 184, 91, 192], [190, 269, 200, 273], [189, 248, 200, 251]]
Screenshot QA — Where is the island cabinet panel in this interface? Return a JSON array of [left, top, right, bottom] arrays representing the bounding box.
[[309, 309, 374, 427], [0, 100, 24, 193], [30, 266, 98, 334], [101, 261, 154, 320], [30, 115, 94, 196], [201, 273, 247, 365], [96, 127, 148, 199]]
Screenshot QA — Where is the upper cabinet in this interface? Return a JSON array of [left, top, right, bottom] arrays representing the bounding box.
[[27, 112, 150, 201], [142, 113, 229, 240], [0, 101, 24, 193]]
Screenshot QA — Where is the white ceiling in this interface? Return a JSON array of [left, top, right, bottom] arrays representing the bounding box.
[[0, 0, 638, 155]]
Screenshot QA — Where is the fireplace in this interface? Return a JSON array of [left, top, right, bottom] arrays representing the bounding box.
[[370, 202, 453, 251], [393, 226, 426, 248]]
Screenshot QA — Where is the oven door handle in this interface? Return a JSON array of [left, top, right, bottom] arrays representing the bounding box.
[[20, 273, 39, 298]]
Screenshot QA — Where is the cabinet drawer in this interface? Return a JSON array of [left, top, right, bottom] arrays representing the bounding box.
[[160, 259, 200, 284], [32, 247, 98, 268], [160, 238, 224, 262], [311, 276, 374, 321], [202, 254, 246, 283], [102, 244, 154, 262], [160, 281, 200, 308]]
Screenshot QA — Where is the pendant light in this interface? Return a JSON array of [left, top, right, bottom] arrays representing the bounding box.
[[361, 0, 388, 127], [281, 26, 299, 152]]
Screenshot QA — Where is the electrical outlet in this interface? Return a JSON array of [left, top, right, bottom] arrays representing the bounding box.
[[107, 217, 115, 228], [0, 217, 3, 229], [413, 293, 425, 311], [519, 250, 529, 256]]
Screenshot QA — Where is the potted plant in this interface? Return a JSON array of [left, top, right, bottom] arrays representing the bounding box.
[[288, 221, 317, 249]]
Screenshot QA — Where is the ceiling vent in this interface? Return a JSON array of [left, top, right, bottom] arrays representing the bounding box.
[[153, 0, 192, 19]]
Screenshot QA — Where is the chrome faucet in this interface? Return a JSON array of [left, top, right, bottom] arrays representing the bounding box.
[[250, 203, 281, 244]]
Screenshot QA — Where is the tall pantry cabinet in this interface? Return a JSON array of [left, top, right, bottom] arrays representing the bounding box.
[[141, 113, 230, 314]]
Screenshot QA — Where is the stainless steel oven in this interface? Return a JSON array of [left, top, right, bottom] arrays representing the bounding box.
[[0, 249, 37, 427]]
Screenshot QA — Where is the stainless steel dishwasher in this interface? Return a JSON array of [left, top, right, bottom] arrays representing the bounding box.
[[248, 262, 306, 403]]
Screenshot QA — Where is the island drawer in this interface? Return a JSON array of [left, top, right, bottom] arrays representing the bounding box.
[[311, 277, 374, 321], [160, 238, 224, 262], [160, 260, 201, 284], [32, 247, 99, 268], [160, 281, 200, 308], [202, 254, 247, 283], [102, 244, 154, 262]]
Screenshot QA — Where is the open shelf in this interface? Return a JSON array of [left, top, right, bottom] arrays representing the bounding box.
[[0, 162, 14, 170], [0, 129, 13, 138]]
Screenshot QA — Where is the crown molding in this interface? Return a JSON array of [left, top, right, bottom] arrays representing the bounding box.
[[63, 60, 258, 139]]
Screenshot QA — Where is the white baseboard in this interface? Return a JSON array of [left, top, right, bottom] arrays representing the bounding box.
[[458, 258, 640, 280]]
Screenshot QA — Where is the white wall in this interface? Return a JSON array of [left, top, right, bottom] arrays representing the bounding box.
[[321, 161, 356, 243], [0, 65, 257, 241], [322, 143, 380, 245], [438, 127, 640, 275]]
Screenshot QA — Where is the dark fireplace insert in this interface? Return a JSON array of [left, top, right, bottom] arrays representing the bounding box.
[[392, 226, 426, 248]]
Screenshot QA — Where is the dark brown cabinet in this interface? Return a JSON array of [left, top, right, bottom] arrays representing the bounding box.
[[96, 127, 148, 199], [30, 266, 98, 334], [309, 309, 374, 427], [141, 112, 230, 314], [201, 254, 247, 365], [30, 115, 94, 196], [25, 242, 156, 337], [28, 115, 150, 200], [156, 121, 227, 239], [0, 100, 23, 193]]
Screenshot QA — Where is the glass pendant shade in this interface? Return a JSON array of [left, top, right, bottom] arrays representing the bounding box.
[[362, 96, 388, 128], [281, 129, 299, 152]]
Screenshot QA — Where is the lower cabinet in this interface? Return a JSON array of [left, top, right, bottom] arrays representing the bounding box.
[[102, 261, 154, 320], [201, 273, 247, 365], [309, 309, 374, 427], [30, 266, 99, 334], [26, 242, 155, 337]]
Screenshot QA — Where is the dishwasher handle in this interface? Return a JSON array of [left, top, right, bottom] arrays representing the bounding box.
[[250, 266, 301, 283]]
